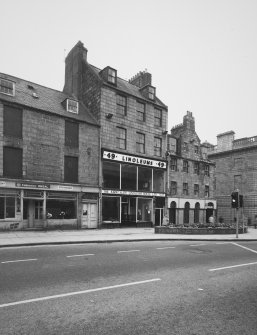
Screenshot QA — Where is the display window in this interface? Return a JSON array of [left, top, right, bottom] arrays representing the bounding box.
[[138, 167, 152, 191], [121, 164, 137, 190], [137, 198, 152, 221], [102, 197, 120, 222], [103, 161, 120, 189]]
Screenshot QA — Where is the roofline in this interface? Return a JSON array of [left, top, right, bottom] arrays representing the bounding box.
[[208, 144, 257, 158], [0, 98, 100, 128]]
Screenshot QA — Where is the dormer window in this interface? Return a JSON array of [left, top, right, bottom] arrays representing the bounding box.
[[0, 78, 15, 96], [148, 86, 155, 100], [107, 67, 117, 84], [66, 99, 78, 114]]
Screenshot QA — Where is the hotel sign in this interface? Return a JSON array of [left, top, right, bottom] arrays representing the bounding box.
[[103, 151, 167, 169], [103, 190, 165, 197]]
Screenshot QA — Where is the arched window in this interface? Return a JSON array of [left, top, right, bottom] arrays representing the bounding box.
[[194, 202, 200, 223], [169, 201, 176, 225], [184, 202, 190, 224]]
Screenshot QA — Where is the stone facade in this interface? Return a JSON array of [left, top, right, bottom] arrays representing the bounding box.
[[208, 132, 257, 225], [0, 72, 100, 230], [167, 111, 216, 225]]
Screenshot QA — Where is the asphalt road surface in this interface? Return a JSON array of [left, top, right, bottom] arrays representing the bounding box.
[[1, 240, 257, 335]]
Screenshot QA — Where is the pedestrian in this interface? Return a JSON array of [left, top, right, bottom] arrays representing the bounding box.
[[208, 215, 214, 226]]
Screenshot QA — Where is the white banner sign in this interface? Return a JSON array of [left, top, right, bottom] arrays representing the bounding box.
[[103, 151, 166, 169], [102, 189, 165, 197]]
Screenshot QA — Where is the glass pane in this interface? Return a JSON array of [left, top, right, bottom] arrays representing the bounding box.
[[103, 161, 120, 189], [121, 164, 137, 190], [137, 198, 152, 222], [138, 167, 152, 191], [0, 197, 5, 219], [153, 170, 164, 192], [6, 197, 15, 218], [102, 197, 120, 222], [46, 200, 76, 219]]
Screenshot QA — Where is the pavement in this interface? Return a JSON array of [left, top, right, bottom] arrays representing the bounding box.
[[1, 226, 257, 248]]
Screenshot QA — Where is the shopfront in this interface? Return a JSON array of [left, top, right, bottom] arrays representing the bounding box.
[[101, 150, 166, 227], [0, 180, 99, 230]]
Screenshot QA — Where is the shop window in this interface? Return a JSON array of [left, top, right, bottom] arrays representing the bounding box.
[[65, 120, 79, 147], [116, 127, 126, 150], [102, 197, 120, 222], [138, 166, 152, 191], [137, 198, 152, 222], [121, 164, 137, 190], [64, 156, 78, 183], [116, 95, 127, 116], [136, 102, 145, 122], [194, 202, 200, 223], [154, 137, 162, 157], [153, 169, 164, 193], [4, 105, 22, 138], [154, 108, 162, 127], [0, 196, 15, 219], [136, 132, 145, 154], [46, 199, 76, 219], [3, 147, 22, 178], [103, 161, 120, 189]]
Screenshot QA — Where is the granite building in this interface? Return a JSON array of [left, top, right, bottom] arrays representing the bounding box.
[[208, 131, 257, 225], [166, 112, 216, 225], [0, 73, 100, 230], [63, 41, 168, 227]]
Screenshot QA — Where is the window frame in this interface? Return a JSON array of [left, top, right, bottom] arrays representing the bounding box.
[[136, 101, 145, 122], [66, 99, 79, 114], [170, 157, 177, 171], [183, 182, 189, 195], [116, 95, 127, 116], [204, 164, 210, 176], [154, 108, 162, 127], [183, 160, 189, 173], [194, 162, 200, 175], [107, 68, 117, 85], [0, 78, 15, 96], [3, 105, 23, 139], [64, 156, 78, 183], [205, 185, 210, 197], [136, 132, 145, 154], [194, 184, 199, 196], [0, 196, 16, 219], [116, 127, 127, 150], [148, 86, 155, 100], [65, 120, 79, 148], [154, 137, 162, 157], [170, 181, 177, 195]]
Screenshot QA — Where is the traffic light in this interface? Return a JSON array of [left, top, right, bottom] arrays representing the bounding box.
[[231, 191, 239, 209]]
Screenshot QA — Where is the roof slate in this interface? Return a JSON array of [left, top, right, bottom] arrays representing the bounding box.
[[89, 65, 167, 109], [0, 73, 98, 126]]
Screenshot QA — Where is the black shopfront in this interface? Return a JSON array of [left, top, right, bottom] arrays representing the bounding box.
[[101, 150, 166, 227]]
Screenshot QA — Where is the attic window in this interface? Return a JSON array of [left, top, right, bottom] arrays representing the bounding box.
[[0, 78, 15, 96], [67, 99, 78, 114], [107, 68, 117, 84], [148, 86, 155, 100]]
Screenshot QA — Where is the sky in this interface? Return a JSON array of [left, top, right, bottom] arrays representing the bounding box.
[[1, 0, 257, 144]]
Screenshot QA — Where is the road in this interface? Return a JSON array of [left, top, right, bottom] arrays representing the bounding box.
[[1, 240, 257, 335]]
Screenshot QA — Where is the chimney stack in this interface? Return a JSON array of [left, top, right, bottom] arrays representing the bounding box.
[[183, 111, 195, 131], [129, 71, 152, 88], [63, 41, 88, 99]]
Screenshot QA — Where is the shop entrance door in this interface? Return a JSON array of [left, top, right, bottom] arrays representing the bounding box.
[[155, 208, 163, 226], [82, 203, 97, 229]]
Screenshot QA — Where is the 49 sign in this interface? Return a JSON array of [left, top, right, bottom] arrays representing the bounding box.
[[103, 150, 167, 169]]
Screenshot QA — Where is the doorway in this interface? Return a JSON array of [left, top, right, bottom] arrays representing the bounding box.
[[23, 199, 44, 228], [155, 208, 163, 226], [82, 203, 97, 228]]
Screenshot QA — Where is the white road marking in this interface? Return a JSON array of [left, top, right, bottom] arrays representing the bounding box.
[[66, 254, 95, 258], [198, 288, 204, 291], [117, 250, 140, 253], [0, 278, 161, 308], [209, 261, 257, 272], [156, 247, 176, 250], [231, 242, 257, 254], [1, 258, 37, 264], [189, 244, 207, 247]]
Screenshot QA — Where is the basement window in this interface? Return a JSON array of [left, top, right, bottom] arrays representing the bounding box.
[[0, 78, 15, 96], [66, 99, 79, 114]]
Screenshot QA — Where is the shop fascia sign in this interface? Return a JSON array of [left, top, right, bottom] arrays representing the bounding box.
[[15, 182, 50, 189], [102, 190, 165, 197], [103, 150, 167, 169]]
